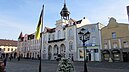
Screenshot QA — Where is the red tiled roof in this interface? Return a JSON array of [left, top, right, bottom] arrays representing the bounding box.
[[46, 27, 56, 33], [0, 39, 17, 46]]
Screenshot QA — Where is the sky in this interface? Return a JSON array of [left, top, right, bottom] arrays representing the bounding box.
[[0, 0, 129, 40]]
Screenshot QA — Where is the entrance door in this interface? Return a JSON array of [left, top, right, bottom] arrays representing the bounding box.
[[88, 53, 91, 61], [48, 46, 52, 60], [123, 52, 128, 62]]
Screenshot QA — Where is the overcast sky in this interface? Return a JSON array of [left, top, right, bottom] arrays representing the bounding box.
[[0, 0, 129, 40]]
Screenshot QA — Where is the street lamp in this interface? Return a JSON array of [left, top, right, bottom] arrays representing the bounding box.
[[78, 28, 90, 72]]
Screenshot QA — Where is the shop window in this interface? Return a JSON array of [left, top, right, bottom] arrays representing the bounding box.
[[79, 49, 84, 59], [104, 54, 110, 60], [94, 49, 98, 53], [113, 54, 120, 61]]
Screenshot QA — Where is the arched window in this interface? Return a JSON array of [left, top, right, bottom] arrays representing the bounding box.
[[54, 45, 58, 55], [69, 41, 73, 51], [57, 30, 61, 39]]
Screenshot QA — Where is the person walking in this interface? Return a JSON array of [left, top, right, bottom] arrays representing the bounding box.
[[3, 57, 7, 66], [17, 56, 20, 61]]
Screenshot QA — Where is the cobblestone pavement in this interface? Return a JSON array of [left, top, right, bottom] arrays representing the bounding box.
[[6, 59, 129, 72]]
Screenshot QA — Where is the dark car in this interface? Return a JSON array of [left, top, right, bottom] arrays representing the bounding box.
[[0, 59, 6, 72]]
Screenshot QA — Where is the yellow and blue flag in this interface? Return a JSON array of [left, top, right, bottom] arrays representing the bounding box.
[[35, 9, 43, 40]]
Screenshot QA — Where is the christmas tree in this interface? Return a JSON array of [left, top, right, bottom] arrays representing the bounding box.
[[57, 58, 74, 72]]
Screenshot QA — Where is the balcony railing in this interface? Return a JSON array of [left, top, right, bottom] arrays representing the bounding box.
[[48, 38, 65, 43]]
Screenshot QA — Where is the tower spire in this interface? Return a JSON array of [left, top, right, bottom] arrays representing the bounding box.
[[60, 0, 70, 20], [64, 0, 66, 4]]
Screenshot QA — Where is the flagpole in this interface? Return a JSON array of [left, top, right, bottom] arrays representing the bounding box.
[[39, 5, 44, 72]]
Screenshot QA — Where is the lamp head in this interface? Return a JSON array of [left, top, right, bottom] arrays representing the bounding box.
[[78, 31, 83, 40]]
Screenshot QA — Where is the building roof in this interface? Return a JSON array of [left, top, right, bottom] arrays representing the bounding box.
[[0, 39, 17, 46], [45, 27, 56, 33], [18, 32, 23, 39]]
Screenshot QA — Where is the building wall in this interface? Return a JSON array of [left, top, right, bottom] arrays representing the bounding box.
[[76, 23, 104, 61], [0, 39, 17, 58], [101, 17, 129, 62], [101, 18, 129, 49], [0, 46, 17, 53], [42, 19, 77, 61], [17, 33, 40, 59]]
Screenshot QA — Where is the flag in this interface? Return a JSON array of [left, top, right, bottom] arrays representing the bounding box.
[[127, 6, 129, 21], [35, 8, 43, 40]]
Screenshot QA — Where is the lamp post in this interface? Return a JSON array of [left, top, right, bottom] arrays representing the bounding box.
[[78, 28, 90, 72]]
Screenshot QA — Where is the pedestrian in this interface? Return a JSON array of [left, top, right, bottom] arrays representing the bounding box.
[[71, 54, 74, 61], [3, 57, 7, 66], [37, 54, 40, 60], [9, 56, 11, 61], [17, 56, 20, 61]]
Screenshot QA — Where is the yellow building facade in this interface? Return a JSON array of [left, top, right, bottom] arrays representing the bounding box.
[[0, 39, 17, 58], [101, 17, 129, 62]]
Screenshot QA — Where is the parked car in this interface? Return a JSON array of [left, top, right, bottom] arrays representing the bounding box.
[[0, 59, 6, 72]]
